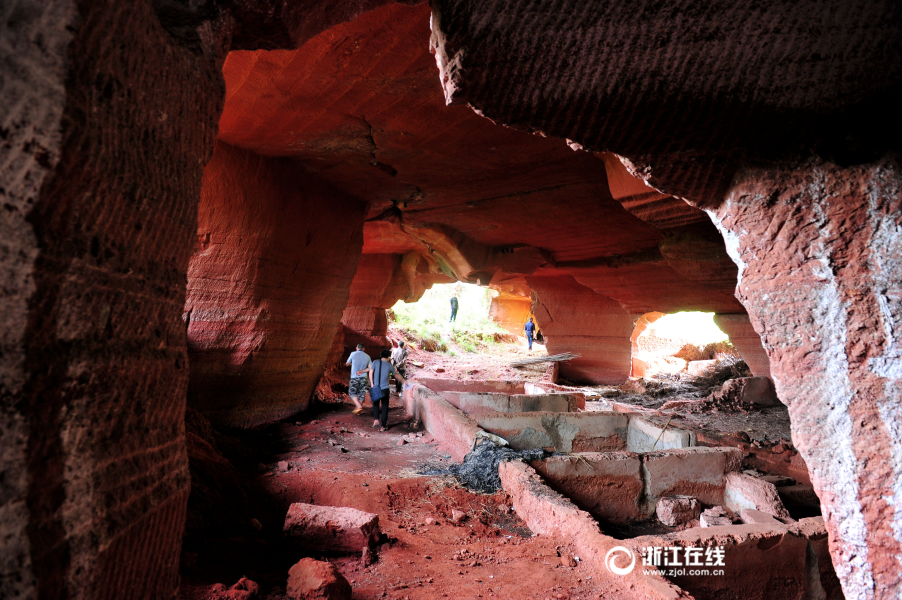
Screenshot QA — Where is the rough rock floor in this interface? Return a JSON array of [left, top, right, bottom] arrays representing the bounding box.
[[180, 399, 603, 600]]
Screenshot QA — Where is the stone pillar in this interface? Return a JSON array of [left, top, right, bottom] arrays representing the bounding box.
[[0, 1, 223, 598], [1, 3, 74, 598], [186, 142, 366, 428], [629, 312, 665, 377], [713, 313, 771, 378], [489, 292, 533, 336], [707, 157, 902, 599], [339, 253, 404, 349], [527, 275, 633, 384]]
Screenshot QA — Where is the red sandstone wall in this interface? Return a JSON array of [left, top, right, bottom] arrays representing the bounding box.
[[527, 276, 633, 384], [714, 314, 771, 378], [488, 293, 533, 336], [0, 1, 223, 598], [709, 158, 902, 599], [339, 253, 409, 353], [186, 142, 366, 428], [0, 3, 73, 598]]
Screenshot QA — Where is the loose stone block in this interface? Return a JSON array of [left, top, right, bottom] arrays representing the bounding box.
[[700, 506, 734, 528], [724, 472, 791, 520], [475, 411, 628, 452], [740, 508, 783, 526], [283, 503, 380, 553], [656, 495, 702, 526], [287, 558, 352, 600], [627, 417, 696, 452]]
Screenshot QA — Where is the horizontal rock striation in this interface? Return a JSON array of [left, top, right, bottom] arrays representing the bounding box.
[[488, 292, 533, 336], [429, 0, 902, 203], [1, 1, 224, 598], [186, 141, 366, 428], [215, 3, 747, 382], [527, 275, 634, 383]]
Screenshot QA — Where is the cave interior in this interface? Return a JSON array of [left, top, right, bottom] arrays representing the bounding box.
[[1, 1, 901, 599]]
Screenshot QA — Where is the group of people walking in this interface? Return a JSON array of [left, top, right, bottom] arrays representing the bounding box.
[[345, 300, 539, 429], [345, 340, 409, 431]]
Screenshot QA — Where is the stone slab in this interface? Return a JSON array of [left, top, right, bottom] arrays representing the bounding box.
[[283, 503, 380, 553], [642, 447, 743, 514], [475, 411, 628, 452], [740, 508, 783, 526], [531, 452, 643, 522], [413, 377, 525, 395], [440, 391, 583, 415], [403, 384, 480, 461], [724, 472, 791, 520], [720, 376, 780, 406], [627, 417, 697, 452]]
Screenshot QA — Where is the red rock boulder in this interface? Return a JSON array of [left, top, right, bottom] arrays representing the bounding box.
[[656, 496, 702, 526], [283, 503, 380, 553], [287, 559, 352, 600]]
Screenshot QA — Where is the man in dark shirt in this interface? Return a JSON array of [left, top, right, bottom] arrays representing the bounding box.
[[449, 295, 459, 322], [524, 317, 536, 350]]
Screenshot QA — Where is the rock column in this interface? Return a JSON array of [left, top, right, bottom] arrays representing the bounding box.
[[707, 157, 902, 599], [527, 275, 633, 384]]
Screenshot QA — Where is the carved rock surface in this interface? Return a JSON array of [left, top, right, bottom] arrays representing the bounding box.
[[489, 293, 534, 336], [217, 3, 744, 347], [713, 314, 772, 378], [709, 158, 902, 598], [527, 275, 634, 383], [429, 0, 901, 202], [0, 1, 223, 598], [185, 142, 366, 427]]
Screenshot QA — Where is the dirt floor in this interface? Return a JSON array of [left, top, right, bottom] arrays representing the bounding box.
[[181, 398, 604, 600], [180, 326, 809, 599], [398, 325, 551, 383]]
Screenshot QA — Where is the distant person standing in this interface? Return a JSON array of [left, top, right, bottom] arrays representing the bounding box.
[[390, 340, 409, 394], [524, 317, 536, 350], [345, 344, 371, 415], [449, 294, 459, 322]]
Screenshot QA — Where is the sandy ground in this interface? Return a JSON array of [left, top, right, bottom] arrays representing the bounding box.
[[180, 400, 603, 600], [398, 324, 551, 383]]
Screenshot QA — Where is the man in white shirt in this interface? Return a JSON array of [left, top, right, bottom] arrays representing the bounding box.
[[345, 344, 371, 414]]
